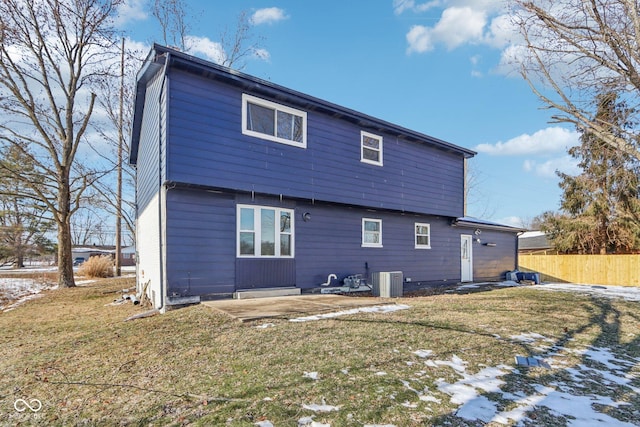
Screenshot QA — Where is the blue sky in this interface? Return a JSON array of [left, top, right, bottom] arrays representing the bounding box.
[[117, 0, 582, 227]]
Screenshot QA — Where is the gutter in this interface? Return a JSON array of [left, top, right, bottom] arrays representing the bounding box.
[[156, 51, 170, 313]]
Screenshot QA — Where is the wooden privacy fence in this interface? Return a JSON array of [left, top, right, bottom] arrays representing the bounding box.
[[518, 254, 640, 287]]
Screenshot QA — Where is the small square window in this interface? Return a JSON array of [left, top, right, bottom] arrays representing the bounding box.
[[415, 223, 431, 249], [362, 218, 382, 247], [361, 131, 383, 166]]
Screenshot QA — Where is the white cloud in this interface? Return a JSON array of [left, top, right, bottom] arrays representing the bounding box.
[[185, 36, 227, 65], [250, 7, 289, 25], [406, 6, 487, 53], [406, 25, 434, 53], [115, 0, 147, 27], [523, 156, 580, 178], [484, 13, 516, 48], [474, 127, 580, 156], [393, 0, 442, 14]]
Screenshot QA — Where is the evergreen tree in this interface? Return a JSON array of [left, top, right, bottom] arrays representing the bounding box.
[[542, 93, 640, 254], [0, 146, 55, 267]]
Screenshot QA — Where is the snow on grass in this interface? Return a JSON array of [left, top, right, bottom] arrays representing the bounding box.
[[302, 402, 340, 412], [297, 417, 330, 427], [289, 304, 410, 322], [0, 277, 57, 312], [533, 283, 640, 302], [303, 371, 319, 380], [428, 338, 640, 426]]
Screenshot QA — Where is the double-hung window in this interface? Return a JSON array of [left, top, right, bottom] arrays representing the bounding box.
[[362, 218, 382, 247], [361, 131, 383, 166], [242, 94, 307, 148], [415, 223, 431, 249], [238, 205, 294, 257]]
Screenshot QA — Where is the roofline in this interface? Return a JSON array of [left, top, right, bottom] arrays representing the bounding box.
[[452, 217, 526, 233], [130, 44, 476, 164]]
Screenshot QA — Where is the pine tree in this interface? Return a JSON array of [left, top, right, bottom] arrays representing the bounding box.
[[0, 146, 55, 267], [542, 93, 640, 254]]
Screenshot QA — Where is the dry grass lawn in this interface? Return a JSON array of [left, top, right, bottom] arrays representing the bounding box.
[[1, 277, 639, 426]]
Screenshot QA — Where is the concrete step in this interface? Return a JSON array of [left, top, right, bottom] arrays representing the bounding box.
[[234, 287, 301, 299]]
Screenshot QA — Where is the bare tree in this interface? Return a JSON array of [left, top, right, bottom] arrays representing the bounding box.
[[513, 0, 640, 158], [464, 159, 496, 219], [92, 40, 142, 275], [151, 0, 189, 50], [150, 1, 263, 70], [219, 10, 265, 70], [0, 0, 121, 287]]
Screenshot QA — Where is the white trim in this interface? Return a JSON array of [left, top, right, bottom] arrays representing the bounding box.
[[241, 93, 307, 148], [236, 204, 295, 258], [360, 131, 383, 166], [415, 222, 431, 249], [362, 218, 383, 247], [461, 234, 473, 282]]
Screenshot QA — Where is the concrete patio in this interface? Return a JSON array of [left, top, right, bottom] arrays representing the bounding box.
[[202, 294, 394, 322]]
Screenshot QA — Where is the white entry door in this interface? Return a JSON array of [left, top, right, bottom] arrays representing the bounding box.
[[461, 234, 473, 282]]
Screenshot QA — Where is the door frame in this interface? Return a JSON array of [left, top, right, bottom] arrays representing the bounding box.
[[460, 234, 473, 282]]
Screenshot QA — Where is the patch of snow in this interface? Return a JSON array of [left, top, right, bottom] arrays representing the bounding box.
[[303, 371, 319, 380], [433, 345, 638, 426], [255, 421, 274, 427], [1, 278, 57, 311], [363, 425, 396, 427], [413, 349, 433, 358], [533, 283, 640, 302], [457, 284, 479, 290], [255, 323, 275, 329], [494, 280, 520, 287], [298, 417, 330, 427], [509, 332, 551, 344], [289, 304, 410, 322], [432, 354, 467, 372], [302, 403, 340, 412], [375, 371, 387, 376]]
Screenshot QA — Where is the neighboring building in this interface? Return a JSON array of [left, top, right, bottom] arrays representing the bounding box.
[[518, 231, 554, 254], [71, 245, 136, 266], [130, 44, 522, 310]]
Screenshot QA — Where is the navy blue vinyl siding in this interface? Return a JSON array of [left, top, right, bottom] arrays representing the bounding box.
[[294, 203, 463, 286], [468, 229, 519, 280], [164, 188, 236, 296], [165, 70, 465, 217], [162, 189, 517, 297], [136, 71, 165, 212]]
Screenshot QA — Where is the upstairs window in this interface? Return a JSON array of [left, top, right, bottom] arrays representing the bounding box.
[[415, 223, 431, 249], [242, 94, 307, 148], [361, 131, 383, 166], [362, 218, 382, 247]]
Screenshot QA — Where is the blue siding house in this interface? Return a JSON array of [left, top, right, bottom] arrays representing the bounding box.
[[130, 45, 521, 310]]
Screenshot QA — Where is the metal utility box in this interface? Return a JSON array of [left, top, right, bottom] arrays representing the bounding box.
[[371, 271, 403, 297]]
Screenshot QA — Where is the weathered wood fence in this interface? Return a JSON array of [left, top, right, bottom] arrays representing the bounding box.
[[518, 254, 640, 287]]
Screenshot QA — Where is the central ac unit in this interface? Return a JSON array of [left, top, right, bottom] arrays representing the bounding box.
[[371, 271, 403, 297]]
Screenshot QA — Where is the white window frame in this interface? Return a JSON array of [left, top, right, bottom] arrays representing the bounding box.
[[360, 131, 383, 166], [362, 218, 383, 248], [241, 94, 307, 148], [415, 222, 431, 249], [237, 204, 295, 258]]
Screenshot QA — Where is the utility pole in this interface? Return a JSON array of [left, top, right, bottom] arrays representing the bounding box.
[[115, 37, 124, 276]]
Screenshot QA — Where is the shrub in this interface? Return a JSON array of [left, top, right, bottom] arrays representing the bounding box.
[[77, 255, 114, 278]]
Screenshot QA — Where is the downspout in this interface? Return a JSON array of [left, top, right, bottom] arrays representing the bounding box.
[[156, 52, 171, 312]]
